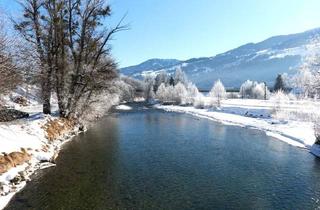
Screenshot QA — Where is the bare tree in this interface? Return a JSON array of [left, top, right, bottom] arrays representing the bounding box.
[[16, 0, 127, 118], [15, 0, 53, 114], [0, 21, 21, 101]]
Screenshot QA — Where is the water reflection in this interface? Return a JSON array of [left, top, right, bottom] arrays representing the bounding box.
[[5, 107, 320, 210]]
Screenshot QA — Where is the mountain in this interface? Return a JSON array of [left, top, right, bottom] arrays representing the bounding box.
[[120, 28, 320, 89], [121, 59, 181, 76]]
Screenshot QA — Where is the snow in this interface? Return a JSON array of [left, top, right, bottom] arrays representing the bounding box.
[[156, 98, 317, 149], [0, 163, 30, 209], [0, 97, 75, 209], [115, 104, 132, 110]]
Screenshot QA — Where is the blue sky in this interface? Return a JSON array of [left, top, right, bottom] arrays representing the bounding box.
[[1, 0, 320, 67]]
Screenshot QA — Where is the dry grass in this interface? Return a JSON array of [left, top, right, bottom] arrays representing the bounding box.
[[42, 118, 76, 141], [0, 148, 31, 174]]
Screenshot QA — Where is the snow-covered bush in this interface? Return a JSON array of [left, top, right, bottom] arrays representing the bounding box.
[[270, 90, 289, 113], [239, 80, 269, 99], [193, 93, 206, 109], [209, 80, 226, 107]]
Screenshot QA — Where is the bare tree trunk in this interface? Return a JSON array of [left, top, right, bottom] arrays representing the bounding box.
[[41, 61, 53, 114]]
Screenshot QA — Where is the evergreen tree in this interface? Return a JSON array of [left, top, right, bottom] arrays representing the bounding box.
[[169, 77, 175, 86], [274, 74, 285, 92]]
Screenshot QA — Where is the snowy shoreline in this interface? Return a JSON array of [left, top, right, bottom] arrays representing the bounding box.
[[0, 105, 82, 209], [156, 102, 316, 149]]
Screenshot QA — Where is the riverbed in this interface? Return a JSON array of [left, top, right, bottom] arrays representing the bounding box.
[[4, 104, 320, 209]]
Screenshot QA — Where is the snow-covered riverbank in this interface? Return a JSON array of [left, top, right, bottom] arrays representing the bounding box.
[[0, 103, 80, 209], [156, 99, 317, 149]]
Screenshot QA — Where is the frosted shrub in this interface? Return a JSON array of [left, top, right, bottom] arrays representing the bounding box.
[[173, 82, 188, 104], [271, 90, 289, 111], [209, 80, 226, 107], [193, 93, 206, 109], [270, 90, 292, 120]]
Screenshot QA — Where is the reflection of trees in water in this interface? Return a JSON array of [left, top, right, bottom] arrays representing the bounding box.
[[209, 123, 227, 141], [145, 112, 191, 128]]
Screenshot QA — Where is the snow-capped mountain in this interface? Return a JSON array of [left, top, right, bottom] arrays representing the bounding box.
[[120, 28, 320, 89]]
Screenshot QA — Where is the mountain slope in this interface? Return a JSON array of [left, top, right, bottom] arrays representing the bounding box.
[[120, 28, 320, 89]]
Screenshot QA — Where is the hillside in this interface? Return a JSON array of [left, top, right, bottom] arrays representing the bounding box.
[[121, 28, 320, 89]]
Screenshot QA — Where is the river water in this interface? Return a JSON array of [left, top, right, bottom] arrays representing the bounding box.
[[5, 104, 320, 209]]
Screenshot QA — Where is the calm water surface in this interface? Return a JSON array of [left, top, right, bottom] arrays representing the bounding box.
[[5, 103, 320, 209]]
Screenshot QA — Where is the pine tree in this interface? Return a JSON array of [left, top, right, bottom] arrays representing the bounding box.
[[274, 74, 285, 92]]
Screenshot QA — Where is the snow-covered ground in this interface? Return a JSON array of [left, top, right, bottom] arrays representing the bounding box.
[[0, 99, 77, 209], [156, 98, 318, 149]]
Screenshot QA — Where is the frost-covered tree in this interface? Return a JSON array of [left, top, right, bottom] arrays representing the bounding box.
[[143, 74, 155, 102], [239, 80, 269, 99], [274, 74, 285, 92], [186, 82, 200, 104], [209, 80, 226, 107], [174, 67, 188, 86], [155, 83, 167, 102], [155, 81, 197, 105], [154, 71, 169, 92], [252, 83, 265, 99], [292, 66, 318, 98], [173, 82, 188, 104], [291, 36, 320, 99], [16, 0, 125, 117], [240, 80, 254, 99]]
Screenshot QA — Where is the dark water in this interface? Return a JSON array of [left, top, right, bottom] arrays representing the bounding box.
[[5, 104, 320, 210]]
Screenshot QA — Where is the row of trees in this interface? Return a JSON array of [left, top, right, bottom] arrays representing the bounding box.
[[10, 0, 127, 118], [143, 68, 228, 108]]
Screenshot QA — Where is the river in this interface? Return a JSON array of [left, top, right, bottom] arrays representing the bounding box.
[[5, 103, 320, 209]]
